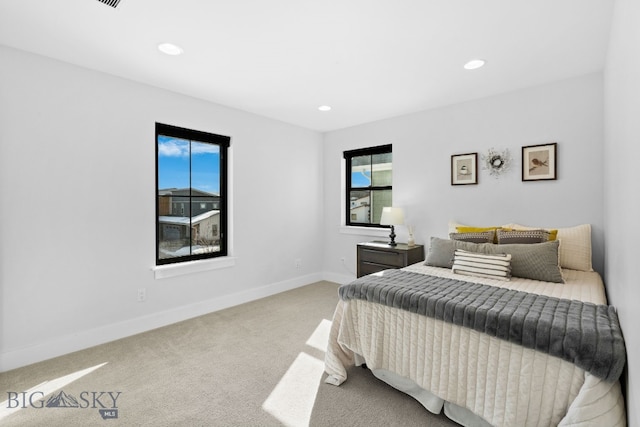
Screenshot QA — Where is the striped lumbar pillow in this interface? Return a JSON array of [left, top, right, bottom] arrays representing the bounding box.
[[452, 249, 512, 280]]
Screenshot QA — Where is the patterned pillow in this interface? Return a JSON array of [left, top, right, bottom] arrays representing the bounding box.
[[496, 229, 550, 244], [452, 250, 511, 280], [449, 230, 495, 243]]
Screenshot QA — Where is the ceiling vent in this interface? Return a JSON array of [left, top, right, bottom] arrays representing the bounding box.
[[96, 0, 122, 8]]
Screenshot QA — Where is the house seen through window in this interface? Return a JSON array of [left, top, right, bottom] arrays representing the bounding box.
[[156, 123, 230, 265], [344, 144, 392, 227]]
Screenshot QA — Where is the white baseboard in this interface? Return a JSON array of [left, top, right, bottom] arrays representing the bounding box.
[[322, 271, 356, 285], [0, 272, 323, 372]]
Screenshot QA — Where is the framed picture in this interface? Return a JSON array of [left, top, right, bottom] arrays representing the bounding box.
[[451, 153, 478, 185], [522, 143, 557, 181]]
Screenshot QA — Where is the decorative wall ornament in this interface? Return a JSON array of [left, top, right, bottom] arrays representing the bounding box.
[[482, 148, 512, 177]]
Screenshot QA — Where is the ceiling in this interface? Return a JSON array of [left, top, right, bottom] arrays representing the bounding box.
[[0, 0, 614, 132]]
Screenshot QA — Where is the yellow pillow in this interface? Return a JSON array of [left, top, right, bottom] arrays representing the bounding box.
[[456, 226, 502, 233]]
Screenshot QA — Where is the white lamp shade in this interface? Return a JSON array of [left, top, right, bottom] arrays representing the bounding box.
[[380, 207, 405, 225]]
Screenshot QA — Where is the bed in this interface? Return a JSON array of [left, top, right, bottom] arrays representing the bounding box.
[[324, 223, 627, 426]]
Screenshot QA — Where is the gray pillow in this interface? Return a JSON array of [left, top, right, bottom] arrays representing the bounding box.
[[425, 237, 492, 268], [425, 237, 564, 283], [484, 241, 564, 283]]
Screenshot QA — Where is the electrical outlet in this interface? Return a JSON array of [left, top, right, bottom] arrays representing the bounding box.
[[137, 288, 146, 302], [295, 258, 302, 269]]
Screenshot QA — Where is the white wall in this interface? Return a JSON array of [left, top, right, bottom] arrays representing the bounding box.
[[0, 27, 633, 421], [0, 46, 324, 371], [604, 0, 640, 425], [322, 73, 605, 281]]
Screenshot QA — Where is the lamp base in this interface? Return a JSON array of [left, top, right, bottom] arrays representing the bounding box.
[[388, 225, 397, 246]]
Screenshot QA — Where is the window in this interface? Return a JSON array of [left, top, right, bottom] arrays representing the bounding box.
[[344, 144, 392, 227], [156, 123, 230, 265]]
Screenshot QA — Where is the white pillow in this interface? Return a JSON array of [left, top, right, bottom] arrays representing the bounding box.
[[452, 249, 512, 281], [503, 223, 593, 272]]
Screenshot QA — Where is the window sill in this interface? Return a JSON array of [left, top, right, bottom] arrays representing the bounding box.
[[340, 225, 390, 238], [153, 256, 236, 279]]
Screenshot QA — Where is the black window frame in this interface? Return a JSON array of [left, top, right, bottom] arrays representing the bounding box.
[[155, 122, 230, 266], [344, 144, 392, 227]]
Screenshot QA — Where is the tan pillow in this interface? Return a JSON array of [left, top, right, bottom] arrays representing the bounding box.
[[503, 223, 593, 271]]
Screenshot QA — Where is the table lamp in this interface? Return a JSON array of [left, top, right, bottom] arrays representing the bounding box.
[[380, 207, 405, 247]]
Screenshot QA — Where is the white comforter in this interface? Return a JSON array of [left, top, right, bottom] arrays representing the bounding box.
[[325, 265, 626, 427]]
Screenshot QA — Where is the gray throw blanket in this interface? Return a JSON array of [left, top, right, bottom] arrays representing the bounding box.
[[339, 270, 626, 382]]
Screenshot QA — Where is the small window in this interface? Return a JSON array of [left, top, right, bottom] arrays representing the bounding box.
[[156, 123, 230, 265], [344, 144, 392, 227]]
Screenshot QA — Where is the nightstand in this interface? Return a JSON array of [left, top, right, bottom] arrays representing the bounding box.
[[356, 241, 425, 278]]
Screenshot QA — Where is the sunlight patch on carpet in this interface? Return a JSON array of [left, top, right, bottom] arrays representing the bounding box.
[[262, 319, 332, 426], [262, 352, 325, 427], [0, 362, 108, 421], [305, 319, 332, 352]]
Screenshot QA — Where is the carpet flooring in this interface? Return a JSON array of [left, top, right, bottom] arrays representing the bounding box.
[[0, 281, 459, 426]]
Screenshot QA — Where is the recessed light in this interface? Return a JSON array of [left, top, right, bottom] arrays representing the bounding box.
[[464, 59, 486, 70], [318, 105, 332, 112], [158, 43, 184, 56]]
